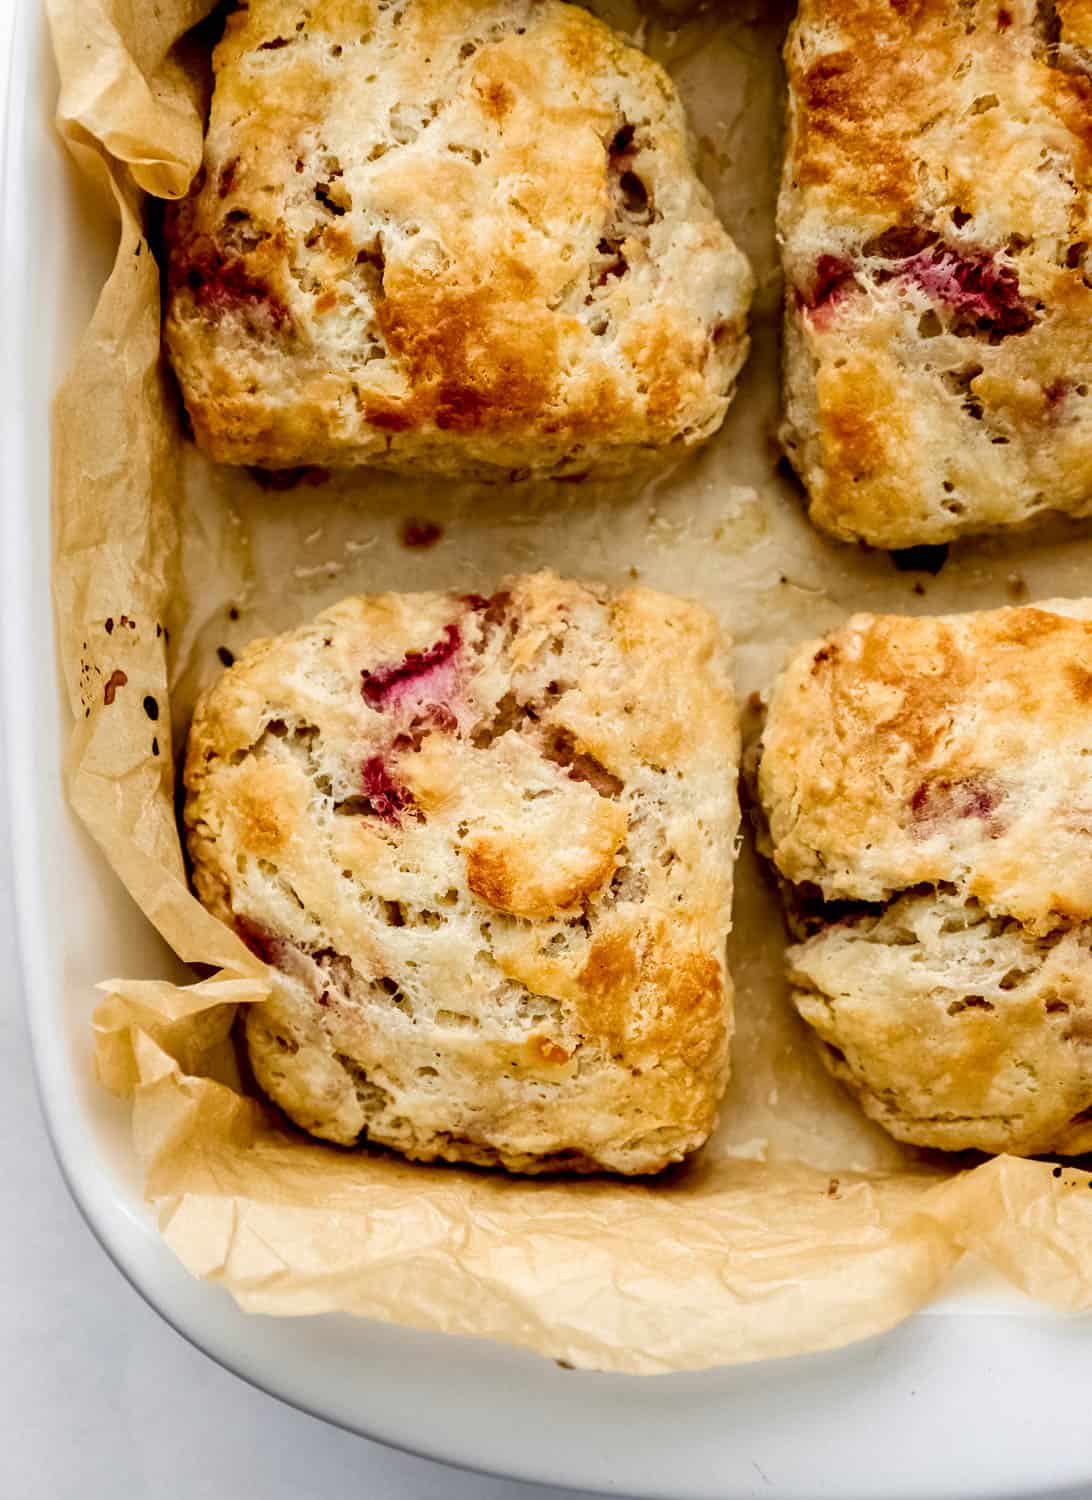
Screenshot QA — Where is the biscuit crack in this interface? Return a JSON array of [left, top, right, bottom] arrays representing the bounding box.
[[541, 727, 624, 799]]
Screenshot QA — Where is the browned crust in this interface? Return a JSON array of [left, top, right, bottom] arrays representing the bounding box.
[[163, 0, 752, 476], [760, 602, 1092, 929], [780, 0, 1092, 545], [184, 572, 739, 1174]]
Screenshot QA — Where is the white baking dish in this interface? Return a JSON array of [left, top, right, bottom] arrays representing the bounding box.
[[5, 1, 1092, 1495]]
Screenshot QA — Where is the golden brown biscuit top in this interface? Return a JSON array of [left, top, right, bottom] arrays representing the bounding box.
[[185, 573, 739, 1076], [779, 0, 1092, 545], [785, 0, 1092, 241], [759, 601, 1092, 931], [164, 0, 752, 473]]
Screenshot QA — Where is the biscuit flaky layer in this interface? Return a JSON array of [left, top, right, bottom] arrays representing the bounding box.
[[164, 0, 752, 478], [759, 602, 1092, 1155], [184, 573, 740, 1175], [779, 0, 1092, 547]]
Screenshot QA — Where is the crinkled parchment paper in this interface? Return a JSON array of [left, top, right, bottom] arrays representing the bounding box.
[[47, 0, 1092, 1374]]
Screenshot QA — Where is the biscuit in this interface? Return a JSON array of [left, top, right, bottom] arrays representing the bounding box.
[[184, 573, 740, 1174], [164, 0, 753, 479], [779, 0, 1092, 547], [757, 602, 1092, 1154]]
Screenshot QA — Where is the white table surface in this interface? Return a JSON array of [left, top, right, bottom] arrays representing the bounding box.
[[0, 787, 575, 1500]]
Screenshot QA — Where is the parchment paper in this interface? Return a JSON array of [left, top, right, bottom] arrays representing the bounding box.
[[47, 0, 1092, 1374]]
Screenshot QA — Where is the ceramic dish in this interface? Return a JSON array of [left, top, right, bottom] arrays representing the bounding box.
[[6, 2, 1092, 1495]]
